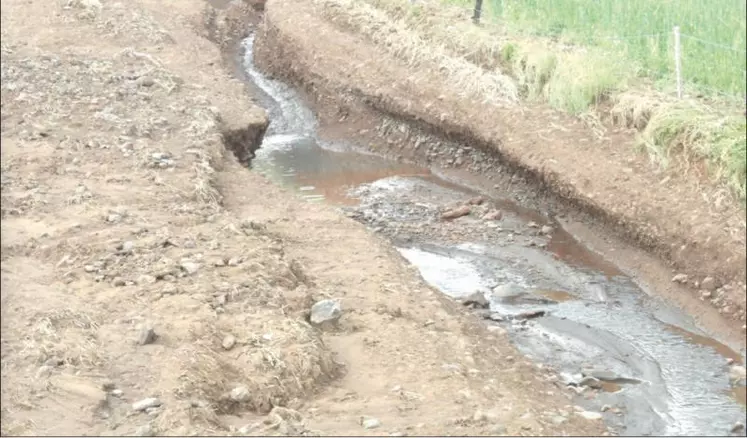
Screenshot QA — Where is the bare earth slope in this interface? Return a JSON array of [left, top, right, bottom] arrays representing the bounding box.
[[1, 0, 606, 436], [254, 0, 747, 324]]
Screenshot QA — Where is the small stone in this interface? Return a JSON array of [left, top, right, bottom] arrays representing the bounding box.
[[111, 389, 124, 397], [135, 424, 154, 437], [180, 262, 200, 275], [228, 257, 241, 266], [310, 299, 342, 325], [461, 291, 489, 309], [136, 76, 155, 87], [467, 196, 485, 205], [731, 422, 745, 434], [84, 265, 96, 273], [701, 290, 713, 299], [527, 221, 539, 228], [120, 241, 134, 254], [107, 213, 122, 223], [540, 225, 554, 235], [701, 277, 717, 291], [112, 277, 126, 287], [551, 416, 567, 425], [361, 416, 381, 429], [132, 398, 161, 412], [222, 335, 236, 350], [137, 326, 157, 345], [230, 386, 250, 402], [577, 411, 603, 421], [672, 273, 689, 283]]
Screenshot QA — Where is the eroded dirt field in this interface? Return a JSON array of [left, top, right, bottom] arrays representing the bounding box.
[[0, 0, 617, 436]]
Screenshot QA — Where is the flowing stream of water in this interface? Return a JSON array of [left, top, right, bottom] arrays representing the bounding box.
[[240, 34, 747, 436]]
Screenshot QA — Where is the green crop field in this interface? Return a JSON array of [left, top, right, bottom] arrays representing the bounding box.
[[450, 0, 747, 97]]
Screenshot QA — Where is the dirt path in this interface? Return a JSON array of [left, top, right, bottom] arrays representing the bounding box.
[[252, 0, 747, 327], [1, 0, 610, 436]]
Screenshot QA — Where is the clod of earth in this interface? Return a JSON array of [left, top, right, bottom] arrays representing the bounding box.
[[701, 277, 718, 291], [310, 299, 342, 325], [481, 209, 503, 221], [441, 205, 471, 220]]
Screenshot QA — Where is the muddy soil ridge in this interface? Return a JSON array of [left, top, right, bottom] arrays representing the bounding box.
[[253, 0, 747, 325]]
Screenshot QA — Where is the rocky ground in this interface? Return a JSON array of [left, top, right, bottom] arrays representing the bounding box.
[[0, 0, 612, 436]]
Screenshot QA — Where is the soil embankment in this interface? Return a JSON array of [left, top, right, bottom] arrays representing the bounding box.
[[1, 0, 610, 436], [253, 0, 747, 326]]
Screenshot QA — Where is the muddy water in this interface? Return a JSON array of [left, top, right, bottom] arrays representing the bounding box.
[[240, 35, 747, 436]]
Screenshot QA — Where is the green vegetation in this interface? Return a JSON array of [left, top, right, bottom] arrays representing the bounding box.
[[467, 0, 747, 97]]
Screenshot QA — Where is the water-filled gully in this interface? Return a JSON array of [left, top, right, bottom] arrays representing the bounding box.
[[239, 35, 746, 436]]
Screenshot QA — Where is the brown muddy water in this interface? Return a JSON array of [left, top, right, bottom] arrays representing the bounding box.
[[240, 34, 747, 436]]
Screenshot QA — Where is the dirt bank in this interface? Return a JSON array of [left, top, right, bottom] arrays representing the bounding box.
[[253, 0, 746, 326], [1, 0, 610, 436]]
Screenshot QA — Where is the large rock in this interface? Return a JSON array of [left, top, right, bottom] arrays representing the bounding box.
[[461, 291, 489, 309], [310, 299, 342, 325]]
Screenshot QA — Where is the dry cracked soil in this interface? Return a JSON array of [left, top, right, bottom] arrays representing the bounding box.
[[0, 0, 613, 436]]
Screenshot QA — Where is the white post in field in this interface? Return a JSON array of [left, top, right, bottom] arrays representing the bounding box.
[[673, 26, 683, 99]]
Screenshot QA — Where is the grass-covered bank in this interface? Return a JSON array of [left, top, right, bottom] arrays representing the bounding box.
[[314, 0, 747, 202]]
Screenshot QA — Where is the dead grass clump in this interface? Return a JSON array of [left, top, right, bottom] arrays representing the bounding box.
[[609, 90, 663, 130], [175, 318, 339, 415], [21, 309, 103, 369]]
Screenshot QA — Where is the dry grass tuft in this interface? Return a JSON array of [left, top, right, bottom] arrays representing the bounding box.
[[20, 309, 103, 369], [175, 318, 340, 416], [314, 0, 518, 104]]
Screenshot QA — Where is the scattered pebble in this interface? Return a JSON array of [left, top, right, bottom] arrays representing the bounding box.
[[137, 326, 157, 345], [361, 416, 381, 430], [180, 261, 201, 275], [222, 334, 237, 350], [540, 225, 554, 235], [671, 273, 689, 283], [132, 397, 161, 412], [230, 385, 251, 402]]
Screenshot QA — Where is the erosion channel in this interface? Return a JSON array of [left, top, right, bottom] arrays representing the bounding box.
[[239, 34, 746, 437]]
